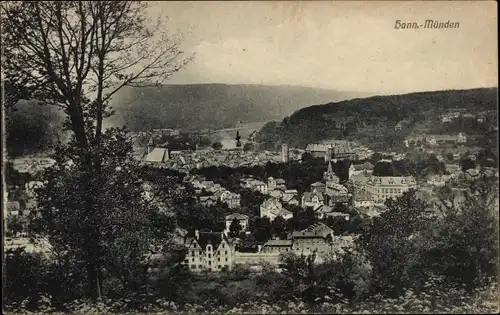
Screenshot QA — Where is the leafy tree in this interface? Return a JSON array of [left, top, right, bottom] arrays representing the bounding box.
[[301, 152, 313, 162], [357, 190, 432, 295], [212, 142, 223, 150], [243, 142, 255, 151], [271, 216, 287, 239], [229, 219, 243, 238], [424, 176, 499, 289], [6, 216, 25, 237], [446, 152, 455, 162], [326, 216, 348, 235], [250, 217, 272, 243], [3, 0, 192, 299], [460, 157, 476, 172]]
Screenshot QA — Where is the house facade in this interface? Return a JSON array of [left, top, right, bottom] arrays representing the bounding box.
[[364, 175, 417, 205], [301, 191, 325, 209], [183, 231, 236, 272]]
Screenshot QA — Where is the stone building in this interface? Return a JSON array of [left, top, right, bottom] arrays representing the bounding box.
[[183, 230, 236, 272]]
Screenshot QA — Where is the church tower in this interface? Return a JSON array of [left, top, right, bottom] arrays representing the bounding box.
[[324, 161, 340, 184]]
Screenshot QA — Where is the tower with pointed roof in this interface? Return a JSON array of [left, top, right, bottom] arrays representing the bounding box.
[[324, 161, 339, 183]]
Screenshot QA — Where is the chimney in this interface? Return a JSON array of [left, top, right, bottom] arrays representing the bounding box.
[[195, 230, 200, 240]]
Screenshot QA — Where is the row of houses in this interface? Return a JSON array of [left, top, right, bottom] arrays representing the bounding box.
[[181, 223, 358, 272], [144, 146, 299, 172], [186, 175, 242, 208], [404, 133, 467, 148]]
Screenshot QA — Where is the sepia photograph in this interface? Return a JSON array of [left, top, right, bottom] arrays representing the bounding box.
[[1, 1, 499, 314]]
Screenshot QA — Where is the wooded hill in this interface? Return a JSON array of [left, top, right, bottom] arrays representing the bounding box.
[[256, 88, 498, 151]]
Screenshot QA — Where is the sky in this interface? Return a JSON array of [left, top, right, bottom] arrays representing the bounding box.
[[146, 1, 497, 94]]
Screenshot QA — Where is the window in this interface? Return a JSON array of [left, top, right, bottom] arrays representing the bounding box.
[[192, 251, 195, 256], [184, 259, 189, 263], [218, 265, 221, 269], [208, 261, 212, 265], [221, 244, 225, 249], [225, 251, 228, 255], [218, 258, 220, 262], [198, 265, 202, 268], [225, 258, 228, 262], [217, 251, 220, 255], [191, 265, 196, 269], [192, 258, 195, 262], [208, 254, 211, 258]]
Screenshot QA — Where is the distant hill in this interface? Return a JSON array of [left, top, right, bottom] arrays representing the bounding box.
[[256, 88, 498, 151], [108, 84, 370, 131]]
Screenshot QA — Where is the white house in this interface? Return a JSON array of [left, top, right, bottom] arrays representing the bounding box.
[[183, 231, 236, 272]]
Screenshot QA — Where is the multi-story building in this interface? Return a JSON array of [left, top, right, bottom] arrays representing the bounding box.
[[301, 191, 325, 210], [260, 223, 335, 258], [260, 239, 293, 254], [348, 162, 374, 179], [310, 182, 326, 194], [183, 230, 236, 272], [352, 190, 374, 209], [260, 198, 293, 221], [220, 191, 241, 208], [291, 223, 335, 257], [364, 175, 417, 205], [267, 177, 277, 191]]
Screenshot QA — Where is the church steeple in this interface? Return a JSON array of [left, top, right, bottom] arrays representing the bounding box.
[[324, 160, 339, 184]]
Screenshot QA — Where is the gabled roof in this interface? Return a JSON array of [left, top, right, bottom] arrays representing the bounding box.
[[226, 213, 249, 221], [196, 232, 227, 249], [353, 190, 373, 201], [302, 191, 325, 202], [263, 239, 293, 247], [311, 182, 326, 187], [292, 223, 333, 239], [261, 198, 283, 209]]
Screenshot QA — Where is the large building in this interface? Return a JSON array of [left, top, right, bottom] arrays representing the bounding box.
[[364, 175, 417, 205], [306, 143, 358, 160], [183, 230, 236, 272], [260, 223, 335, 258]]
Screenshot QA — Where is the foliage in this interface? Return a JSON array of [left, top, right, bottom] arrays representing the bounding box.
[[257, 88, 497, 150], [243, 142, 255, 151], [228, 219, 243, 238], [3, 0, 192, 300], [357, 190, 433, 295], [425, 175, 500, 289], [212, 142, 223, 150], [460, 157, 477, 172]]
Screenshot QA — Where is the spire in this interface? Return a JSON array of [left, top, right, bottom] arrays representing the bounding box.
[[327, 161, 333, 173]]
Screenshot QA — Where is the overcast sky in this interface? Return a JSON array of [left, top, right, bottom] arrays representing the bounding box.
[[148, 1, 497, 94]]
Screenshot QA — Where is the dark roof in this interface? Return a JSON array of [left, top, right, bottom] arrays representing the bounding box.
[[197, 232, 225, 249]]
